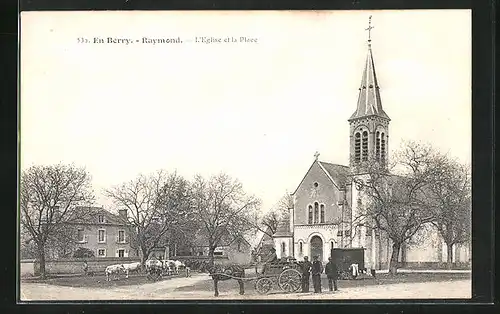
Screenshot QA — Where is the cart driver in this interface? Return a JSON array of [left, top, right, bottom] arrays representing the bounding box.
[[261, 247, 278, 274]]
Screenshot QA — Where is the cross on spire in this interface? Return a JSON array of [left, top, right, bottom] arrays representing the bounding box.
[[365, 15, 374, 42], [314, 151, 320, 160]]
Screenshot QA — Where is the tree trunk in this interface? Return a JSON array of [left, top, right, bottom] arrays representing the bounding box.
[[446, 243, 453, 270], [388, 242, 401, 276], [37, 243, 47, 279], [141, 247, 149, 265], [208, 246, 215, 267]]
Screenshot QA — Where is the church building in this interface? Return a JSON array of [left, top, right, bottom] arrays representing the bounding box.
[[272, 17, 470, 270]]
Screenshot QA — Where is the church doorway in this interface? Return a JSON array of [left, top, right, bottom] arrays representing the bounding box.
[[310, 236, 323, 262]]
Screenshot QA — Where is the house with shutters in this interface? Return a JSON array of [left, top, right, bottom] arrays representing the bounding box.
[[272, 17, 470, 270], [46, 206, 137, 259]]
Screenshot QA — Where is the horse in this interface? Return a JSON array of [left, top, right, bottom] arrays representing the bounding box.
[[206, 264, 245, 297]]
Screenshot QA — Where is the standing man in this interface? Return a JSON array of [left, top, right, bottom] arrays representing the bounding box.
[[311, 256, 324, 293], [301, 256, 312, 292], [83, 260, 88, 276], [325, 257, 339, 291]]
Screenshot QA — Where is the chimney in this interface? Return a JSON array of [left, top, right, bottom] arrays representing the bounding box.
[[118, 209, 127, 221]]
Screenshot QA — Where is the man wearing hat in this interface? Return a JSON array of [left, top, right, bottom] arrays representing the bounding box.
[[301, 256, 313, 292], [325, 256, 339, 291], [262, 247, 278, 274], [311, 255, 324, 293]]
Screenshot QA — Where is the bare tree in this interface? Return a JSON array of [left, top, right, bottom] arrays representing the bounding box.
[[19, 163, 95, 278], [423, 153, 471, 268], [191, 173, 261, 266], [104, 171, 192, 264], [354, 142, 437, 275], [256, 193, 293, 237]]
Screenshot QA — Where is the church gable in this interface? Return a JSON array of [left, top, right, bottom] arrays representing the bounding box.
[[292, 160, 346, 225]]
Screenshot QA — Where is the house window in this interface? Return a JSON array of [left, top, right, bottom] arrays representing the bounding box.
[[299, 242, 303, 255], [98, 229, 106, 243], [331, 241, 334, 250], [314, 202, 319, 224], [362, 131, 368, 161], [308, 205, 313, 224], [118, 230, 125, 243], [354, 132, 361, 163], [98, 249, 106, 257], [98, 215, 105, 223], [118, 249, 125, 258], [77, 229, 84, 242], [214, 251, 223, 256], [281, 242, 286, 254], [320, 204, 325, 223]]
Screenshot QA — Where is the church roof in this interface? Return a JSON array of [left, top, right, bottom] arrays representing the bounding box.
[[348, 39, 390, 121], [273, 217, 292, 237], [317, 161, 350, 189]]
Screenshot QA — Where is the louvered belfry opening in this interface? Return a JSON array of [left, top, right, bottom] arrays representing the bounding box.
[[381, 132, 386, 164], [376, 131, 381, 162], [362, 131, 369, 161], [354, 132, 361, 163]]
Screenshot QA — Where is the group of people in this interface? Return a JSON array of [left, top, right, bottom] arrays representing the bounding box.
[[264, 248, 339, 293], [299, 255, 339, 293]]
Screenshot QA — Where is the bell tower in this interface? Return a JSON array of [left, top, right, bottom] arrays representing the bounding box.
[[348, 16, 390, 174]]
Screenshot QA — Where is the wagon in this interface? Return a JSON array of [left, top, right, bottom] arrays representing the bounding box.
[[253, 258, 302, 295], [331, 248, 365, 280]]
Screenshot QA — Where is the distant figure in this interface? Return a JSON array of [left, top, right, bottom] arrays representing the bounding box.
[[83, 260, 89, 276], [325, 257, 339, 291], [349, 263, 359, 279], [370, 268, 376, 279], [311, 256, 323, 293], [301, 256, 312, 292], [186, 266, 191, 277]]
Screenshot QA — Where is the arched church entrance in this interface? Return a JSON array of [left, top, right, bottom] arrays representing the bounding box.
[[310, 236, 323, 262]]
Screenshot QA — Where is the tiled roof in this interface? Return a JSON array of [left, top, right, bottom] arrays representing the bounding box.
[[349, 43, 390, 121], [273, 218, 292, 237], [317, 162, 350, 189]]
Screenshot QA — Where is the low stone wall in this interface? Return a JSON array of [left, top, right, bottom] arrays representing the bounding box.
[[20, 259, 36, 278], [401, 261, 471, 270], [21, 257, 141, 276]]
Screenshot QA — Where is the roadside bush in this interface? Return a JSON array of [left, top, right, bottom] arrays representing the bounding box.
[[72, 247, 95, 258]]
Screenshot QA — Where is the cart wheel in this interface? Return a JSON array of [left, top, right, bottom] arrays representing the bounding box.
[[147, 269, 161, 281], [278, 268, 301, 293], [255, 277, 273, 295]]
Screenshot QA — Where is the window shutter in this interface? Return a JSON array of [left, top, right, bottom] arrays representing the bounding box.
[[115, 249, 119, 257], [125, 249, 129, 257]]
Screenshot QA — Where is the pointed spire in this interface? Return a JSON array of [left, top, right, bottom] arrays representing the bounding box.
[[349, 16, 390, 121]]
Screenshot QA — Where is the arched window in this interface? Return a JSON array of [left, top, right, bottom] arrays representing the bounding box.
[[330, 241, 334, 250], [362, 131, 368, 161], [320, 204, 325, 223], [308, 205, 313, 224], [299, 242, 303, 255], [314, 202, 319, 224], [354, 133, 361, 163], [381, 132, 386, 163], [281, 242, 286, 254], [376, 131, 381, 162]]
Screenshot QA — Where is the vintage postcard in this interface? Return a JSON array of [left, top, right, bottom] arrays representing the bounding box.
[[19, 10, 471, 301]]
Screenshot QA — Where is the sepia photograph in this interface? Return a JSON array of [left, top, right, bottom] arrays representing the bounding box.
[[19, 9, 471, 301]]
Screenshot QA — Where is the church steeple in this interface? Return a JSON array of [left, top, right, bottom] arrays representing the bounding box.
[[349, 16, 390, 121], [348, 16, 390, 171]]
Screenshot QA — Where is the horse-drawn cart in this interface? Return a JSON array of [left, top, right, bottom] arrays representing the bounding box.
[[254, 261, 302, 295]]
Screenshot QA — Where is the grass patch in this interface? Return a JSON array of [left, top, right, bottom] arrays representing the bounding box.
[[21, 272, 187, 288]]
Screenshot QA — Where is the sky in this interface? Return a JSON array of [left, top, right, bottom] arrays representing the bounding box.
[[20, 10, 471, 214]]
